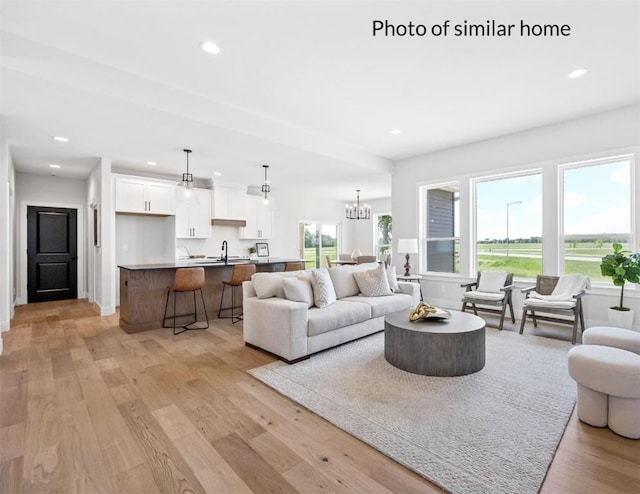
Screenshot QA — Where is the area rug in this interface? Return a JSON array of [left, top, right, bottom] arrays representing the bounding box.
[[248, 328, 576, 494]]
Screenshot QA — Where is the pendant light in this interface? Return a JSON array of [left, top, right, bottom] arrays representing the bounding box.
[[346, 189, 371, 220], [176, 149, 199, 205], [261, 165, 271, 204]]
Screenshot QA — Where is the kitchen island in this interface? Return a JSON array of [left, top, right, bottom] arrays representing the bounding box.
[[118, 258, 304, 333]]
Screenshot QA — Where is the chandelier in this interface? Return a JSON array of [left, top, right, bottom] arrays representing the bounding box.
[[346, 189, 371, 220], [261, 165, 271, 204]]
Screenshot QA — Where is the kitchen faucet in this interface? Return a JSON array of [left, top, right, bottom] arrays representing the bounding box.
[[221, 240, 228, 264]]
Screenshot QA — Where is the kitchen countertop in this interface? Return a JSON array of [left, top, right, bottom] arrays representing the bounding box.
[[118, 258, 306, 270]]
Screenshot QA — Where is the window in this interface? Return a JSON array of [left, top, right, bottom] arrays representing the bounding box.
[[475, 173, 542, 278], [375, 213, 392, 259], [300, 222, 338, 268], [562, 157, 633, 281], [422, 184, 460, 273]]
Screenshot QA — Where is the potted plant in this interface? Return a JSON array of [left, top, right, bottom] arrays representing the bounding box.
[[248, 246, 257, 259], [600, 242, 640, 329]]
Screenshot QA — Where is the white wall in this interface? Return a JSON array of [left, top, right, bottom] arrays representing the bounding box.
[[97, 158, 116, 315], [14, 172, 87, 304], [393, 104, 640, 330], [0, 130, 15, 354]]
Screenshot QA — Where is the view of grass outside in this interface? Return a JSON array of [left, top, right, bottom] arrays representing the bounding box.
[[476, 241, 630, 280]]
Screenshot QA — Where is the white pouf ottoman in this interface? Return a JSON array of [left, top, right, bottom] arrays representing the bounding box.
[[583, 326, 640, 355], [568, 345, 640, 439]]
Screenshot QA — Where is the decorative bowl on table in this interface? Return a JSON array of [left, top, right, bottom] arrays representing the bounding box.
[[409, 302, 451, 321]]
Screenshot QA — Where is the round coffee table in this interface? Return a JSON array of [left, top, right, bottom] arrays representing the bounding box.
[[384, 309, 485, 376]]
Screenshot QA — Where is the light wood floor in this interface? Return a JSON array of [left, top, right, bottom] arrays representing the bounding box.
[[1, 300, 638, 493]]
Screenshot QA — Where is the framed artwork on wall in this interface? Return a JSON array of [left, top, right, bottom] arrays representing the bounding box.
[[256, 242, 269, 257]]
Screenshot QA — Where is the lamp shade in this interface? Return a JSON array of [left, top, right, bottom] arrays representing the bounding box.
[[397, 238, 418, 254], [351, 248, 363, 261]]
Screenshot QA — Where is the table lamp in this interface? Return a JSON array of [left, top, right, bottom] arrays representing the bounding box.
[[351, 248, 363, 261], [397, 238, 418, 276]]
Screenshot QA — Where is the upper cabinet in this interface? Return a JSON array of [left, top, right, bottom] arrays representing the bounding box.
[[240, 194, 273, 239], [115, 175, 176, 215], [211, 183, 247, 225], [175, 188, 212, 238]]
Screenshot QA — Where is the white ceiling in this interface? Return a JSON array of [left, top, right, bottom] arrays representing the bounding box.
[[1, 0, 639, 202]]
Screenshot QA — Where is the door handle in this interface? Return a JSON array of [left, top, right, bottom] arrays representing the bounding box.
[[71, 256, 78, 261]]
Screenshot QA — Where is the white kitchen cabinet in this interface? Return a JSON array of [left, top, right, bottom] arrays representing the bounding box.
[[240, 194, 273, 239], [115, 175, 176, 215], [212, 185, 245, 220], [175, 188, 212, 238]]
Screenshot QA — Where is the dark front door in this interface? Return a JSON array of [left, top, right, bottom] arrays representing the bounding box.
[[27, 206, 78, 303]]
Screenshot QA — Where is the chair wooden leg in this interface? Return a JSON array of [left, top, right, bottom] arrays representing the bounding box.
[[571, 314, 578, 345], [531, 310, 538, 327], [498, 302, 507, 330], [519, 308, 528, 334], [471, 303, 478, 316], [508, 298, 515, 323], [461, 301, 467, 312]]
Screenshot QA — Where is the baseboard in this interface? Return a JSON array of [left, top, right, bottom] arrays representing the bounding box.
[[97, 303, 116, 316]]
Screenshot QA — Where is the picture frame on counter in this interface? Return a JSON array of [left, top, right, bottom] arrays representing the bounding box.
[[256, 242, 269, 257]]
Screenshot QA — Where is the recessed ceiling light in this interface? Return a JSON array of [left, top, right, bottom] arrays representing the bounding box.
[[201, 41, 221, 54], [568, 68, 587, 79], [49, 164, 61, 169], [213, 172, 222, 176], [52, 136, 69, 142], [147, 161, 157, 166], [390, 129, 401, 135]]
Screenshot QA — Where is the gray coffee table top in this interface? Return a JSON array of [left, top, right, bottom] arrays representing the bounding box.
[[385, 309, 485, 334]]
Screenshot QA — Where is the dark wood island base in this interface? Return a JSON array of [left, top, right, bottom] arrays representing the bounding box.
[[119, 260, 301, 333]]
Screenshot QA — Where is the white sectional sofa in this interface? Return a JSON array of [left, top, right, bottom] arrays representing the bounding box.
[[242, 263, 421, 362]]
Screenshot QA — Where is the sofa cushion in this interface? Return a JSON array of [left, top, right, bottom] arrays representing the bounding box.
[[282, 278, 314, 308], [328, 262, 378, 299], [342, 293, 414, 318], [307, 300, 372, 336], [353, 264, 393, 297], [310, 268, 337, 308]]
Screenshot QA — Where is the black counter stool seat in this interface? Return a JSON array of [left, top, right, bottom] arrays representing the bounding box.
[[219, 264, 256, 323], [163, 267, 209, 335]]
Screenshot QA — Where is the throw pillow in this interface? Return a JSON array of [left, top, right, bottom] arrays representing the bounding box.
[[282, 278, 314, 308], [477, 271, 507, 293], [310, 269, 337, 308], [353, 263, 393, 297], [386, 267, 400, 292], [251, 272, 299, 299], [328, 262, 379, 298]]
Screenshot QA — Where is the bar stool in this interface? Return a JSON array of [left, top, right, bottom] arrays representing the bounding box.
[[162, 267, 209, 335], [284, 261, 304, 271], [218, 264, 256, 323]]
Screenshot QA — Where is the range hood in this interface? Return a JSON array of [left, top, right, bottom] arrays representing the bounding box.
[[211, 218, 247, 227]]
